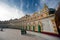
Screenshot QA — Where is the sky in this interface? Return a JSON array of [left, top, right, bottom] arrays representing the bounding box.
[[0, 0, 60, 21]]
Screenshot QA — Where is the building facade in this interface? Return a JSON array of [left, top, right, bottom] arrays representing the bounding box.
[[20, 4, 59, 34]]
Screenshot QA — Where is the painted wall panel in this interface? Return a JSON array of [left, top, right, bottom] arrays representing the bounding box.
[[41, 18, 54, 33]]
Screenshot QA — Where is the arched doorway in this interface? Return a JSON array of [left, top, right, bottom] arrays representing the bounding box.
[[33, 26, 35, 31], [26, 26, 27, 30], [38, 25, 41, 32], [26, 25, 30, 30]]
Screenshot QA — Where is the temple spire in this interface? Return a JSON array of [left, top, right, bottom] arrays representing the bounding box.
[[44, 3, 48, 8]]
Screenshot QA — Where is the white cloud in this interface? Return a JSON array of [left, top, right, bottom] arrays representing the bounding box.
[[0, 2, 25, 21]]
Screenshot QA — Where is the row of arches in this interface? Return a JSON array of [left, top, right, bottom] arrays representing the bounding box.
[[25, 25, 41, 32]]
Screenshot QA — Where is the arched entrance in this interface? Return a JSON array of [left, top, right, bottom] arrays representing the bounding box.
[[26, 26, 27, 30], [26, 25, 30, 30], [33, 26, 35, 31], [38, 25, 41, 32]]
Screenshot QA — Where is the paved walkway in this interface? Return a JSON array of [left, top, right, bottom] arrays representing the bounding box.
[[0, 28, 60, 40], [27, 31, 60, 40]]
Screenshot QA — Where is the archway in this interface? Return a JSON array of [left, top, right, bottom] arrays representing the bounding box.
[[33, 26, 35, 31], [38, 25, 41, 32]]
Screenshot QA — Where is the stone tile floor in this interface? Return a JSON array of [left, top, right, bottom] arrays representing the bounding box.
[[0, 28, 60, 40]]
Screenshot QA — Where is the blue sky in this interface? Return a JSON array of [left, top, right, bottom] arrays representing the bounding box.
[[0, 0, 60, 21], [1, 0, 60, 13]]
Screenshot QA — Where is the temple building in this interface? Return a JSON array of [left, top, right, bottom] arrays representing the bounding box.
[[19, 4, 60, 35]]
